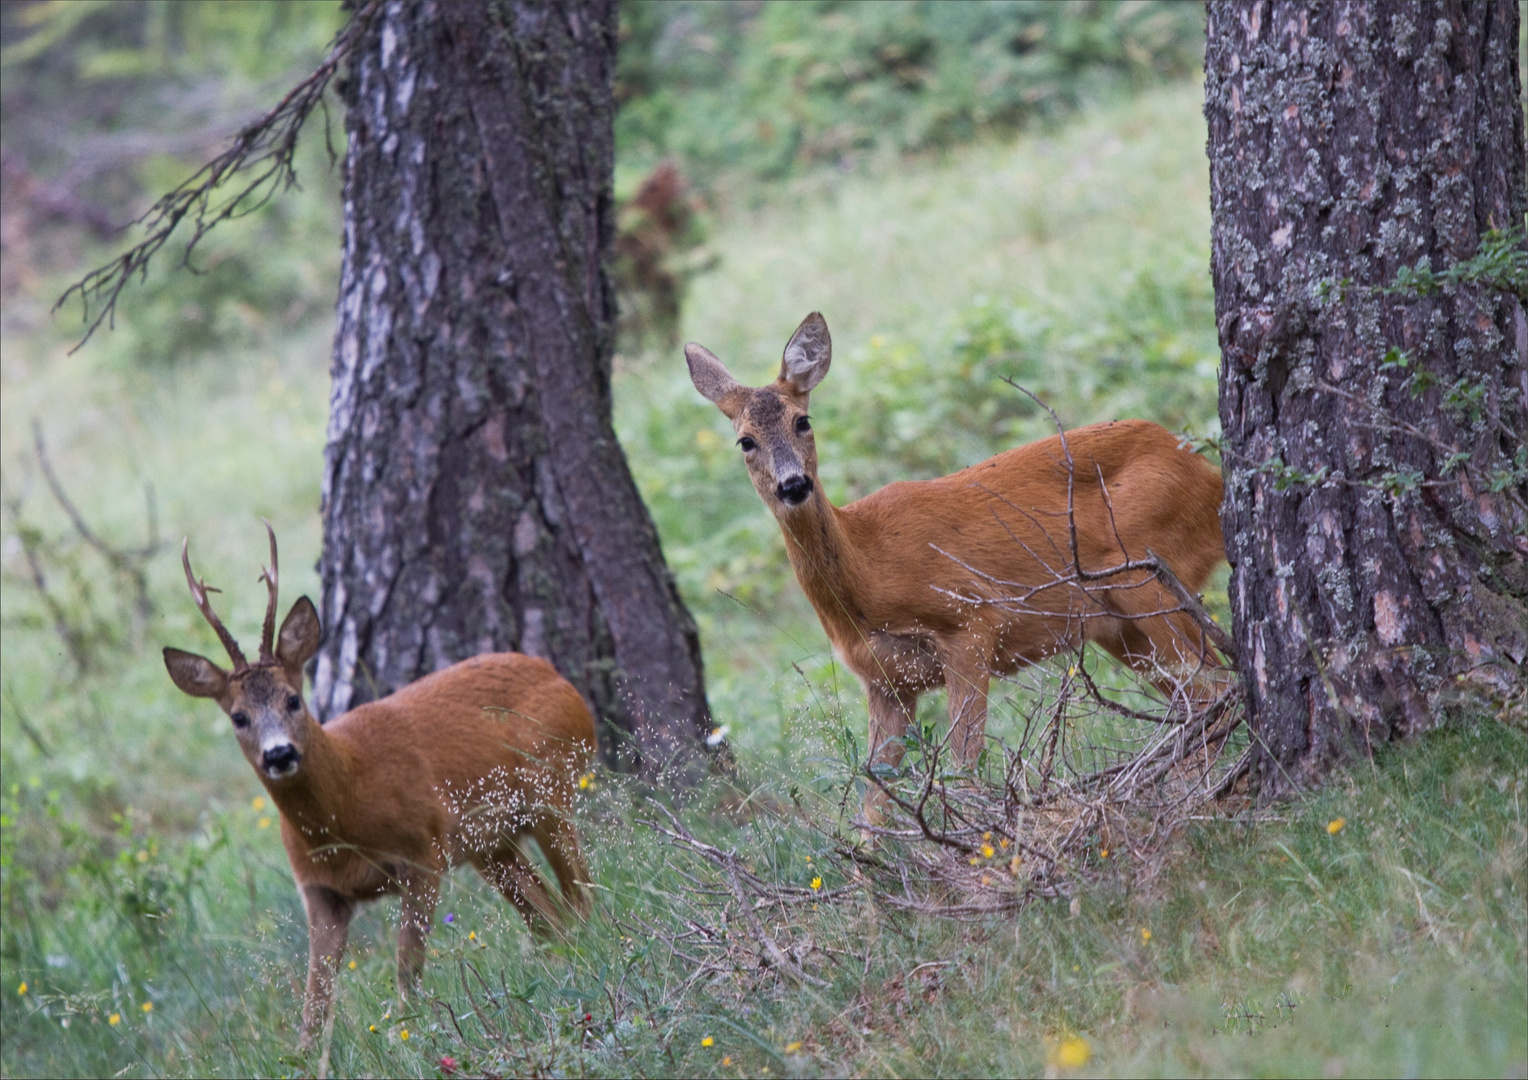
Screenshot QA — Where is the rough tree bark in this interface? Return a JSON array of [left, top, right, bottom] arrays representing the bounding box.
[[1205, 1, 1527, 795], [313, 0, 713, 776]]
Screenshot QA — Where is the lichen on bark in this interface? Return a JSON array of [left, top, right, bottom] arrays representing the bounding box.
[[1205, 1, 1526, 793]]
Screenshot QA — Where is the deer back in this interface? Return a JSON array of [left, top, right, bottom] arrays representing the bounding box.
[[835, 419, 1225, 627]]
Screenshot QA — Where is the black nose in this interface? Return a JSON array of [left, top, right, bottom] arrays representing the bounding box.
[[262, 744, 301, 774], [777, 475, 813, 505]]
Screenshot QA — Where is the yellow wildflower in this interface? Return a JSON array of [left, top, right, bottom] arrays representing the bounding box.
[[786, 1041, 803, 1053], [1140, 928, 1152, 942], [578, 772, 595, 790], [980, 843, 995, 859], [400, 1029, 410, 1041], [811, 877, 822, 891], [257, 817, 272, 829], [109, 1013, 121, 1026], [723, 1057, 732, 1066], [348, 960, 357, 970], [701, 1036, 714, 1047], [1009, 855, 1023, 875], [999, 837, 1009, 849], [369, 1024, 378, 1033], [251, 796, 266, 811], [141, 1002, 153, 1012], [1327, 817, 1346, 835], [1049, 1035, 1091, 1070], [16, 982, 25, 995], [468, 931, 477, 941], [982, 831, 992, 840]]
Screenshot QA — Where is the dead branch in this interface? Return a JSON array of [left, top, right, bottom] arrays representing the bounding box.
[[32, 421, 162, 638], [53, 1, 381, 350], [646, 653, 1247, 926], [4, 491, 92, 673]]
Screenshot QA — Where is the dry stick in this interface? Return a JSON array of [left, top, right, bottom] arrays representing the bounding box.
[[2, 682, 54, 758], [720, 874, 824, 985], [6, 495, 92, 672], [32, 421, 162, 639], [999, 378, 1240, 658]]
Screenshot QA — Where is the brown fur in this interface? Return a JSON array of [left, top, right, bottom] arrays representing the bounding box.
[[687, 313, 1227, 814], [164, 533, 594, 1050]]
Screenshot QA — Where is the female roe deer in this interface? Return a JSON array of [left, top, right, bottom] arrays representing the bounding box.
[[163, 525, 594, 1049], [686, 313, 1227, 814]]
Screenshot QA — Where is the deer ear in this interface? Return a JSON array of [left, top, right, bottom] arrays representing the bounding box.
[[164, 647, 228, 700], [779, 312, 831, 399], [276, 596, 322, 678], [685, 343, 747, 418]]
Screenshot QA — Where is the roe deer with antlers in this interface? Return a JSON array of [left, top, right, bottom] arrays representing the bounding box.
[[686, 313, 1227, 812], [163, 525, 595, 1049]]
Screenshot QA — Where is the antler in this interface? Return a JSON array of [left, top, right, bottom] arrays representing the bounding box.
[[257, 519, 280, 662], [181, 538, 249, 671]]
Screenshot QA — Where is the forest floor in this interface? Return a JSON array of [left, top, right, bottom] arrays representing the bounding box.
[[2, 81, 1525, 1079]]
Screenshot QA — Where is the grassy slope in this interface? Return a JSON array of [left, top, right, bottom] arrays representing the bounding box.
[[3, 83, 1525, 1078]]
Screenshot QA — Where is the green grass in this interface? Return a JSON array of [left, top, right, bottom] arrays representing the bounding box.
[[3, 82, 1525, 1078], [4, 715, 1522, 1077]]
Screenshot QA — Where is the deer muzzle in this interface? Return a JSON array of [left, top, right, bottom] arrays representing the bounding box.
[[776, 474, 813, 506], [262, 743, 302, 778]]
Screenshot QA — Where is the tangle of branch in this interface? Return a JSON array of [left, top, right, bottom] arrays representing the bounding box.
[[53, 1, 381, 350]]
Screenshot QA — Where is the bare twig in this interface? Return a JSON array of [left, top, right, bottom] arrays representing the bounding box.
[[32, 421, 162, 640], [53, 1, 381, 350], [4, 492, 92, 672]]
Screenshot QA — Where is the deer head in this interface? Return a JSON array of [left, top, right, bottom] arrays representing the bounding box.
[[685, 311, 832, 514], [163, 523, 323, 781]]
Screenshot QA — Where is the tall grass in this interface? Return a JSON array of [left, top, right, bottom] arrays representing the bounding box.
[[3, 83, 1524, 1078]]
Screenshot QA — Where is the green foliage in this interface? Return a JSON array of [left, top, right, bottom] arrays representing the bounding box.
[[616, 0, 1205, 186], [1, 1, 341, 91], [1385, 225, 1528, 302]]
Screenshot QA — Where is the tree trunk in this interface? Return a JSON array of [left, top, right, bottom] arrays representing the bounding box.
[[313, 0, 713, 777], [1205, 1, 1527, 795]]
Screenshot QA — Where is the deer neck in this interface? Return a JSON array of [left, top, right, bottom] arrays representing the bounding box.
[[777, 495, 868, 638], [262, 720, 357, 844]]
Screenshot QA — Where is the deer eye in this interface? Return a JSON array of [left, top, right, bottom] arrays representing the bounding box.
[[231, 710, 251, 729], [737, 436, 757, 452], [795, 415, 811, 434], [286, 694, 302, 712]]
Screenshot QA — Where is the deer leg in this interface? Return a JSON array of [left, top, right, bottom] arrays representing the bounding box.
[[298, 885, 354, 1052], [396, 873, 439, 998], [940, 640, 992, 769], [531, 814, 592, 920], [863, 683, 917, 828], [480, 838, 563, 932], [1098, 586, 1229, 709]]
